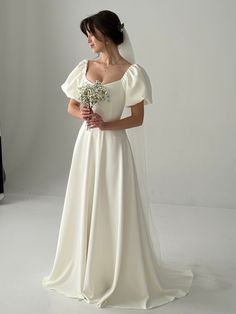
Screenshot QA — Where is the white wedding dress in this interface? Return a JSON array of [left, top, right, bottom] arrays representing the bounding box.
[[42, 59, 194, 309]]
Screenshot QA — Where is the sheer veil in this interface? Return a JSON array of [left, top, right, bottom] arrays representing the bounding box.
[[118, 29, 195, 285], [118, 28, 164, 266], [118, 28, 136, 66]]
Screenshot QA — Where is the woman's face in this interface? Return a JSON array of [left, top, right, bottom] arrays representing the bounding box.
[[86, 29, 107, 53]]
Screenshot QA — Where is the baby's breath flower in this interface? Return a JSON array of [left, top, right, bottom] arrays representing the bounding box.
[[77, 81, 110, 109]]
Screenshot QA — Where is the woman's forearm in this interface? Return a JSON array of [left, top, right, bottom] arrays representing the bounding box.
[[103, 101, 144, 130], [68, 103, 143, 130], [67, 103, 83, 120], [103, 115, 142, 130]]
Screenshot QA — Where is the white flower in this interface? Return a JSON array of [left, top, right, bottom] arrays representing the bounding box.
[[77, 81, 110, 109]]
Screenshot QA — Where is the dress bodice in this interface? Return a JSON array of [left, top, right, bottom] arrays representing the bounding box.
[[61, 59, 152, 122]]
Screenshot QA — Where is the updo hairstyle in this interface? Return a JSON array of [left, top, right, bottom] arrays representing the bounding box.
[[80, 10, 124, 45]]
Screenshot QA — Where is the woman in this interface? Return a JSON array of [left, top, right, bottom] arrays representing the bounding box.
[[42, 10, 194, 309]]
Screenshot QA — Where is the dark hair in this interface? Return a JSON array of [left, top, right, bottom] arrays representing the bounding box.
[[80, 10, 124, 45]]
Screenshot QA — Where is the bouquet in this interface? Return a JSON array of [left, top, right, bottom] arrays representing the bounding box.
[[77, 81, 110, 129]]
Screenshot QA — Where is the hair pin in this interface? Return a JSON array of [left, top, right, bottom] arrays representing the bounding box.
[[118, 22, 124, 32]]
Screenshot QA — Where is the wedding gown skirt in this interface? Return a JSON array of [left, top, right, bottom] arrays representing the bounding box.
[[42, 122, 194, 309]]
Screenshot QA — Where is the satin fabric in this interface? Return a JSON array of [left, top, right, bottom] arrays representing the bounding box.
[[42, 59, 194, 309]]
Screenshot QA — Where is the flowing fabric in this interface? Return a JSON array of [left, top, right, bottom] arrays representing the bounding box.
[[119, 27, 163, 264], [41, 59, 194, 309]]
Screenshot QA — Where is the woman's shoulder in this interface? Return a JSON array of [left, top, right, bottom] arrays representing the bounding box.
[[65, 59, 87, 76], [123, 62, 150, 84], [122, 61, 152, 104], [66, 59, 88, 78], [129, 62, 147, 73], [76, 58, 88, 68]]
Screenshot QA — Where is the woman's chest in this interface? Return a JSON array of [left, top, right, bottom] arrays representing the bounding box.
[[89, 81, 126, 121]]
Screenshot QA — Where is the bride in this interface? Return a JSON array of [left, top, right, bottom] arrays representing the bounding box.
[[42, 9, 194, 309]]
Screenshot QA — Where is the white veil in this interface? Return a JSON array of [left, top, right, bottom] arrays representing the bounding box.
[[118, 28, 164, 266], [117, 27, 195, 294]]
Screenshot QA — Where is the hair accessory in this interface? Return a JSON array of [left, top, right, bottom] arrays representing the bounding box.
[[118, 22, 124, 32]]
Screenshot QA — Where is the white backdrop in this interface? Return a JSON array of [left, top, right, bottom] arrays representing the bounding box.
[[1, 0, 236, 209]]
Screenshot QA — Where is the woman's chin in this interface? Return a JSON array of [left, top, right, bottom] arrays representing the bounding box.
[[90, 46, 103, 53], [92, 49, 100, 54]]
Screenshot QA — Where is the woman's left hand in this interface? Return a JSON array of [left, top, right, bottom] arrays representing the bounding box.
[[86, 112, 106, 130]]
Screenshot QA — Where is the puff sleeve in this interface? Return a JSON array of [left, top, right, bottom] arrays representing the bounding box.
[[124, 64, 152, 107], [61, 59, 87, 102]]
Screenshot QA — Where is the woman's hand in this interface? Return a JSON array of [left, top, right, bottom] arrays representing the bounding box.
[[80, 105, 93, 121], [86, 112, 106, 130]]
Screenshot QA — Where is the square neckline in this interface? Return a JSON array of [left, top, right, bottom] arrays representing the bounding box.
[[84, 59, 136, 86]]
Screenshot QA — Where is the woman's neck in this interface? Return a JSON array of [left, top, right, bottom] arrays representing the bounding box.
[[99, 46, 124, 66]]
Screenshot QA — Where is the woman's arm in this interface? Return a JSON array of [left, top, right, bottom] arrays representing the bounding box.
[[67, 99, 91, 121], [87, 100, 144, 130]]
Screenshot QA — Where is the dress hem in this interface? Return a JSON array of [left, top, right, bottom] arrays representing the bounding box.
[[42, 270, 194, 310]]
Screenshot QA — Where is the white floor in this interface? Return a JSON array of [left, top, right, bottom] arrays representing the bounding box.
[[0, 193, 235, 314]]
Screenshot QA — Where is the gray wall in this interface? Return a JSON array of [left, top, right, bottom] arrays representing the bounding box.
[[1, 0, 236, 208]]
